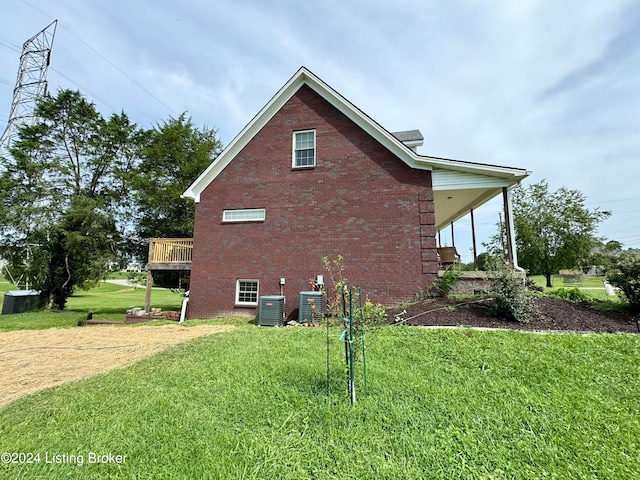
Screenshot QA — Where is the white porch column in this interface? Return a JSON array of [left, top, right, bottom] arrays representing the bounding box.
[[504, 186, 520, 269]]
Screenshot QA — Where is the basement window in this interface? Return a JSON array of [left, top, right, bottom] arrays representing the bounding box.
[[223, 208, 266, 222], [293, 130, 316, 167], [236, 279, 259, 306]]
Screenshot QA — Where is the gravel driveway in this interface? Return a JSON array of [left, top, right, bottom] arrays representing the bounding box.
[[0, 324, 233, 407]]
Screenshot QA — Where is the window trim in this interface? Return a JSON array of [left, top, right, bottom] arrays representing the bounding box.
[[222, 208, 266, 223], [235, 279, 259, 306], [292, 129, 316, 168]]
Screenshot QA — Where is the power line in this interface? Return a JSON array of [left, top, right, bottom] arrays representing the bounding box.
[[20, 0, 178, 117], [49, 67, 118, 113], [0, 38, 21, 53], [586, 197, 640, 205], [59, 27, 179, 116]]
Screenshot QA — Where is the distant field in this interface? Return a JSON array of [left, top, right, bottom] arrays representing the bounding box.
[[527, 274, 621, 302], [528, 274, 606, 289], [0, 278, 184, 330]]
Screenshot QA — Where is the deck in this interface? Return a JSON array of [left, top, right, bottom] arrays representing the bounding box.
[[147, 238, 193, 271], [144, 238, 193, 314]]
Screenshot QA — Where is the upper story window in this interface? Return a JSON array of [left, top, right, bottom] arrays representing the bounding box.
[[223, 208, 266, 222], [293, 130, 316, 168]]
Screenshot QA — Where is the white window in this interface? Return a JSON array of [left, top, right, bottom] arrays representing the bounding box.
[[293, 130, 316, 167], [236, 279, 259, 306], [223, 208, 266, 222]]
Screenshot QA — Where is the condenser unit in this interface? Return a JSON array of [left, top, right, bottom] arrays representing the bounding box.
[[298, 291, 323, 323], [258, 295, 285, 326]]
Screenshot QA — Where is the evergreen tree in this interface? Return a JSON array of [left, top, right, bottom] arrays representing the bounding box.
[[0, 90, 143, 309]]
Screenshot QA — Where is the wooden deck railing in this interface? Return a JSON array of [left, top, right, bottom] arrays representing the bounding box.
[[148, 238, 193, 264]]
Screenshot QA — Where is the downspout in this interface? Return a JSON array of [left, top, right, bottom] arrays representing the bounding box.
[[179, 291, 189, 323]]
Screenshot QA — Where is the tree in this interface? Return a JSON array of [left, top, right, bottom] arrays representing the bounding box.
[[0, 89, 143, 309], [606, 251, 640, 312], [476, 252, 503, 271], [129, 114, 222, 263], [510, 180, 610, 287]]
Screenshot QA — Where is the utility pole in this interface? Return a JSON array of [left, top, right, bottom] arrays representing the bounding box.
[[0, 20, 57, 156]]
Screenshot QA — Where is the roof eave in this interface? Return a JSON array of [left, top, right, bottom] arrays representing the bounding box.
[[183, 66, 530, 201], [183, 67, 431, 201]]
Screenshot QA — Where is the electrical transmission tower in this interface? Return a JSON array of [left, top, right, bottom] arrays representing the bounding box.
[[0, 20, 57, 156]]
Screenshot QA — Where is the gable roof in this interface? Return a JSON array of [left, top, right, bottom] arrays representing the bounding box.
[[183, 67, 529, 209]]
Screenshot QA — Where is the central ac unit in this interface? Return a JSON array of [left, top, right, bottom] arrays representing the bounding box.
[[258, 295, 285, 326], [298, 291, 323, 323]]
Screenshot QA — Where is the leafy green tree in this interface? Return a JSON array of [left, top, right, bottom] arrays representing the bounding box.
[[587, 240, 623, 273], [0, 89, 143, 309], [129, 114, 222, 263], [477, 252, 503, 271], [511, 180, 610, 287], [606, 251, 640, 312]]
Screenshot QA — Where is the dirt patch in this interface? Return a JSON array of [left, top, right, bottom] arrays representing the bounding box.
[[0, 324, 234, 408], [388, 297, 639, 333]]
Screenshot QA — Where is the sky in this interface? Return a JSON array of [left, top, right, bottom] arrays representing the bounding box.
[[1, 0, 639, 263]]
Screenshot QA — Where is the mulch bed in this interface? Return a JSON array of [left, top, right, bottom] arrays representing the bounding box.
[[387, 297, 639, 334]]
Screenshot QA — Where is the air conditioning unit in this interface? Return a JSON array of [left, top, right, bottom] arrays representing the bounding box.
[[298, 291, 323, 323], [258, 295, 285, 326], [2, 290, 41, 315]]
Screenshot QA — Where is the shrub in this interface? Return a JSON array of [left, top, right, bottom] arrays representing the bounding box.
[[427, 267, 462, 298], [606, 253, 640, 312], [546, 287, 590, 303], [489, 268, 537, 323], [525, 278, 544, 292]]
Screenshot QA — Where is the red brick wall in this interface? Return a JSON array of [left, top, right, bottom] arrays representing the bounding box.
[[188, 85, 437, 319]]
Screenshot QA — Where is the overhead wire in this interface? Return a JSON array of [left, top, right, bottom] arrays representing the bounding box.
[[49, 67, 118, 113], [0, 38, 21, 53], [19, 0, 180, 117]]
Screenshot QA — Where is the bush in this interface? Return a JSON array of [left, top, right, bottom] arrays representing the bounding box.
[[426, 267, 462, 298], [545, 287, 590, 303], [606, 253, 640, 312], [525, 278, 544, 293], [489, 268, 537, 323]]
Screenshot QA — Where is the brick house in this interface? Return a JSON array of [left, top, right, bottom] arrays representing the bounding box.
[[181, 67, 529, 319]]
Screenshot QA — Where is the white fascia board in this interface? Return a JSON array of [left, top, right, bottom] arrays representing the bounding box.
[[301, 76, 429, 171], [182, 67, 430, 202], [182, 69, 309, 202], [182, 66, 529, 202], [416, 155, 530, 183]]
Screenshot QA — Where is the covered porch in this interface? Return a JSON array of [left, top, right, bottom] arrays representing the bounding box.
[[429, 161, 530, 271]]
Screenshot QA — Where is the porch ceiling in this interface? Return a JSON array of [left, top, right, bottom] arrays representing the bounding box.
[[430, 165, 529, 231], [433, 187, 502, 231]]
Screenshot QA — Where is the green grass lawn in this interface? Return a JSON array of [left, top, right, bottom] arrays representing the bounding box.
[[0, 274, 16, 297], [67, 281, 183, 320], [0, 279, 184, 331], [528, 274, 625, 303], [529, 274, 606, 290], [1, 324, 638, 479]]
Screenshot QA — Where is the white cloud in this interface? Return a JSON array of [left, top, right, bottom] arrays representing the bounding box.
[[1, 0, 639, 253]]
